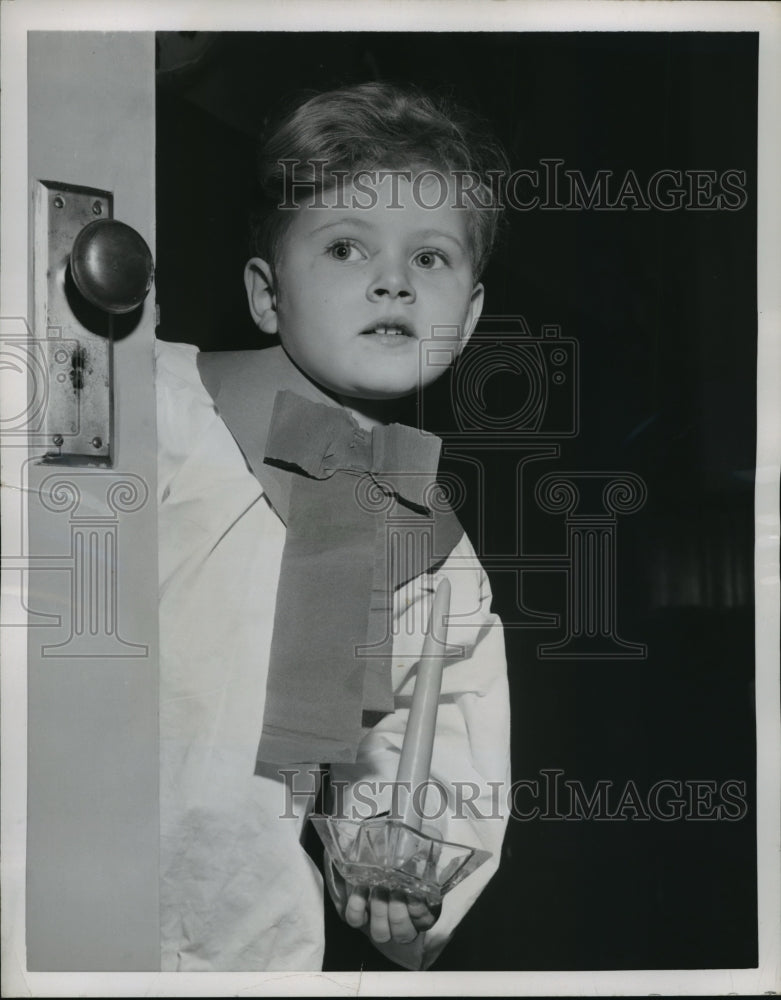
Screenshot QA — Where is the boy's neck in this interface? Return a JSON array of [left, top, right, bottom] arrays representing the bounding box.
[[277, 345, 414, 429], [336, 394, 409, 430]]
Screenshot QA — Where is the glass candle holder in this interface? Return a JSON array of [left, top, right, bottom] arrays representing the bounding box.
[[311, 813, 492, 908]]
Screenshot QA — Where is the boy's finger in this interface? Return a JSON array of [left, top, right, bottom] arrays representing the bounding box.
[[344, 884, 369, 928], [387, 892, 418, 944], [368, 888, 391, 943], [407, 894, 440, 931]]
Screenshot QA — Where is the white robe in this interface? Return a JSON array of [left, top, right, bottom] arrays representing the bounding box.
[[155, 338, 511, 971]]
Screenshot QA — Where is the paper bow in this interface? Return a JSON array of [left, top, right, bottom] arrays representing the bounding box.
[[264, 390, 443, 512], [196, 347, 464, 764]]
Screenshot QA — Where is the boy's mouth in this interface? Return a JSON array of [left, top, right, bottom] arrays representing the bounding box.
[[360, 321, 415, 338]]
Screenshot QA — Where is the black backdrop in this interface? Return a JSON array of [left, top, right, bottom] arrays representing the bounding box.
[[156, 31, 757, 972]]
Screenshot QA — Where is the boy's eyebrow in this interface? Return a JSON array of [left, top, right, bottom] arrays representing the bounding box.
[[309, 218, 373, 235], [413, 228, 467, 252]]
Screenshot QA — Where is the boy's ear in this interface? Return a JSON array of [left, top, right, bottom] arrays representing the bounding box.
[[457, 282, 485, 353], [244, 257, 278, 335]]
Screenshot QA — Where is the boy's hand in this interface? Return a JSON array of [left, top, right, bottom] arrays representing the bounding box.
[[344, 884, 439, 944], [326, 864, 440, 945]]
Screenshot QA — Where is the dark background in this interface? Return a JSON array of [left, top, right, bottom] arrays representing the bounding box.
[[155, 32, 757, 971]]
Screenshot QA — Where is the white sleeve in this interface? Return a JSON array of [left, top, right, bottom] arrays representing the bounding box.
[[154, 338, 207, 494], [155, 340, 327, 970], [155, 338, 241, 502], [329, 532, 512, 970]]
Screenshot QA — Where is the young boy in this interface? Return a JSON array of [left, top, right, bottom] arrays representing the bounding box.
[[156, 82, 511, 972]]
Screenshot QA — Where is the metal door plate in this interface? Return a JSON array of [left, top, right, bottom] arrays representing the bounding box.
[[33, 181, 114, 465]]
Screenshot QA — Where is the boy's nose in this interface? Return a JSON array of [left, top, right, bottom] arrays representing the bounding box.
[[366, 262, 416, 303]]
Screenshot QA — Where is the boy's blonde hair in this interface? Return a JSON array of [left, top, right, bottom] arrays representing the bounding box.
[[250, 81, 508, 279]]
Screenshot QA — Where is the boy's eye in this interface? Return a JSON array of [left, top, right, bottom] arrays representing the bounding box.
[[413, 249, 447, 270], [326, 239, 366, 262]]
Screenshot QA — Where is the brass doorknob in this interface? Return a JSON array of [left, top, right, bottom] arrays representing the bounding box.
[[70, 218, 154, 315]]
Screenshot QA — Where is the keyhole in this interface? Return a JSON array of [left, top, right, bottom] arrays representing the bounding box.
[[70, 346, 88, 391]]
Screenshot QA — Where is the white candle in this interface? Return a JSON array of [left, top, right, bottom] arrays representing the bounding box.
[[396, 577, 451, 830]]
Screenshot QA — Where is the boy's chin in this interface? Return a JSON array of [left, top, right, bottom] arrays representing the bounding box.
[[328, 372, 422, 402], [339, 384, 416, 404]]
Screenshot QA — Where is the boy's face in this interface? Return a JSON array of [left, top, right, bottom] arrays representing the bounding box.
[[245, 171, 484, 401]]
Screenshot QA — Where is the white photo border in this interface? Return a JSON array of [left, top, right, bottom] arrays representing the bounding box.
[[1, 1, 779, 996]]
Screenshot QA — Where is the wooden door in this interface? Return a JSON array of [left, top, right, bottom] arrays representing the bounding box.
[[23, 32, 159, 971]]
